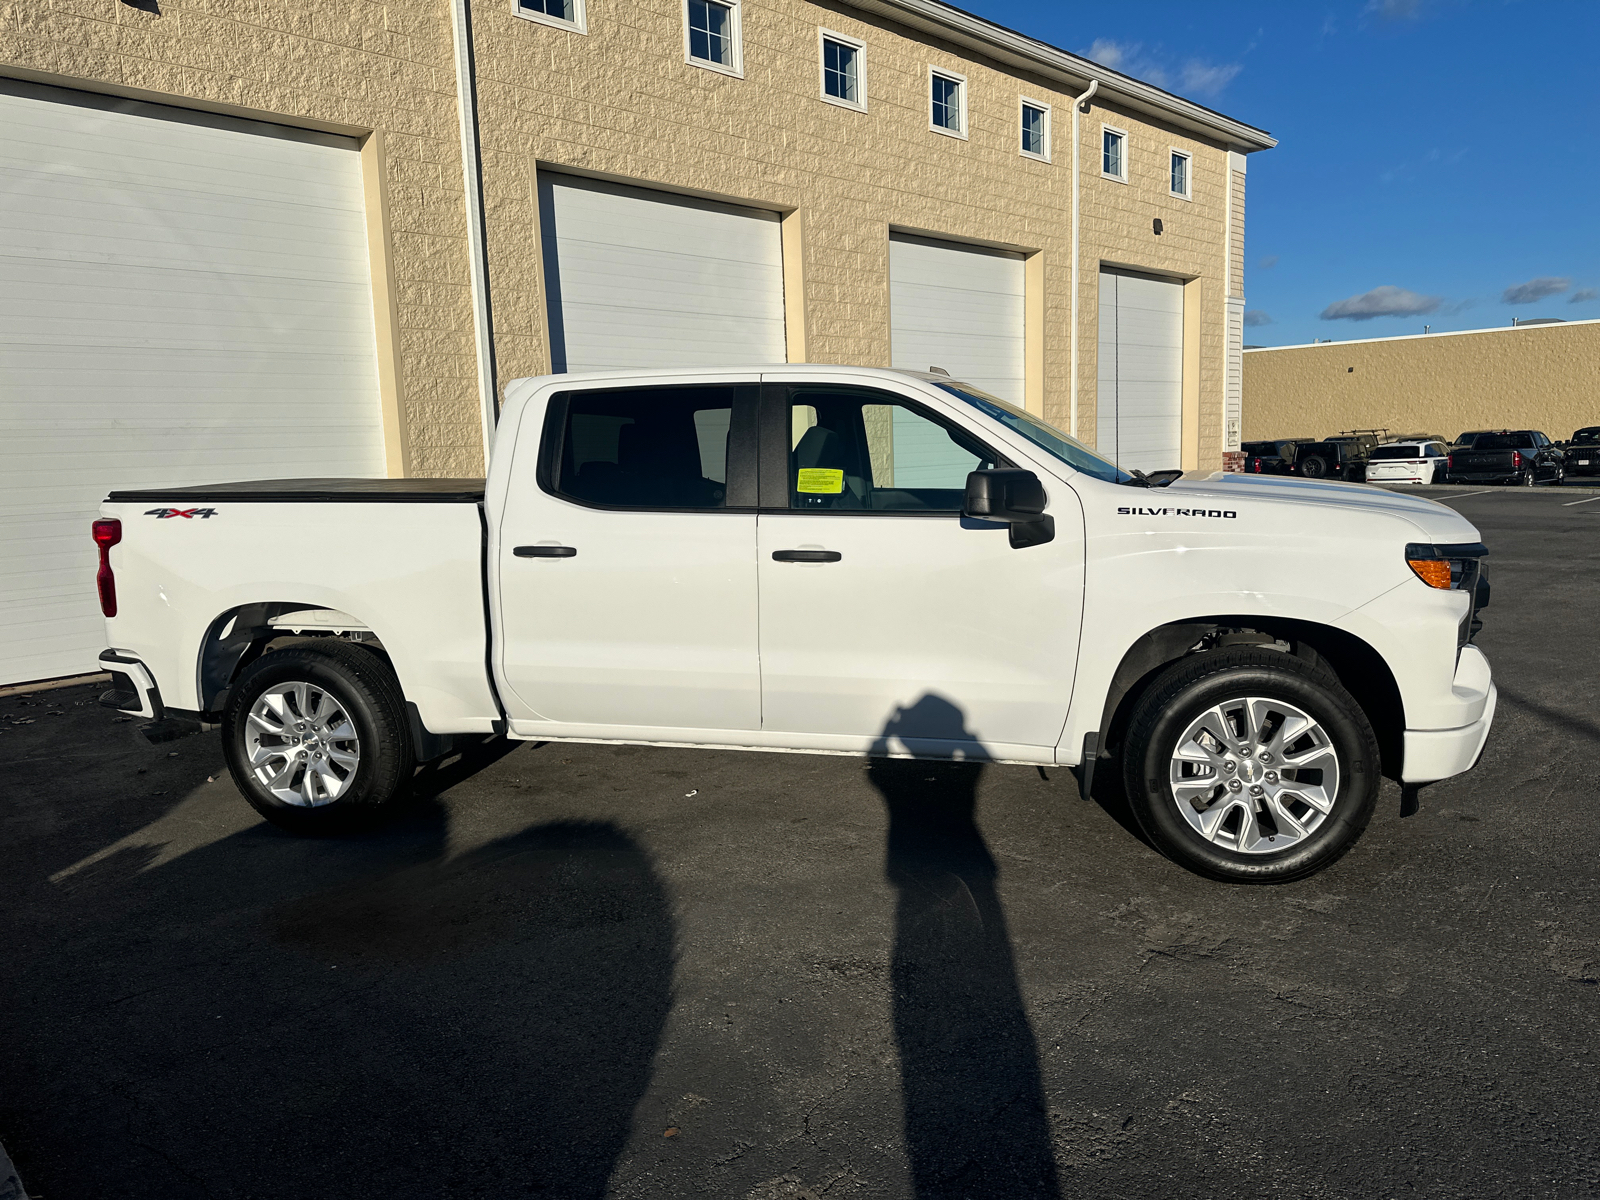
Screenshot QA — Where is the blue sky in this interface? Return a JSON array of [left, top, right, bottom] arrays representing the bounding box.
[[965, 0, 1600, 347]]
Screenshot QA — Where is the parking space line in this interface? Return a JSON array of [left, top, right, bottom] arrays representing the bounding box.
[[1562, 494, 1600, 507], [1437, 489, 1495, 500]]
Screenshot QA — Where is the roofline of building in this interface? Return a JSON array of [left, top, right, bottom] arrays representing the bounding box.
[[1243, 316, 1600, 353], [844, 0, 1277, 152]]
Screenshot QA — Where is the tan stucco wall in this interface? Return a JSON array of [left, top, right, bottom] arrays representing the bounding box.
[[1242, 321, 1600, 443], [470, 0, 1239, 468], [1, 0, 483, 475], [3, 0, 1251, 475]]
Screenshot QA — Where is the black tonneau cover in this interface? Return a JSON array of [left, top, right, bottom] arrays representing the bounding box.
[[107, 478, 486, 503]]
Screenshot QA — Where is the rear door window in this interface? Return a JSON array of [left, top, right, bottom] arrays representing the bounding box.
[[1370, 445, 1422, 460], [546, 384, 756, 509]]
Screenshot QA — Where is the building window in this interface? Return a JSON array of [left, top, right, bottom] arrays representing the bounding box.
[[819, 30, 866, 110], [929, 68, 967, 138], [1170, 149, 1192, 199], [1102, 125, 1127, 181], [1019, 98, 1050, 161], [515, 0, 586, 33], [685, 0, 742, 76]]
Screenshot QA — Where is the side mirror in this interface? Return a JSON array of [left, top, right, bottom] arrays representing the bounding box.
[[964, 469, 1054, 549]]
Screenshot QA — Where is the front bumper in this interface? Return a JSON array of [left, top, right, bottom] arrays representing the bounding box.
[[1400, 646, 1496, 783]]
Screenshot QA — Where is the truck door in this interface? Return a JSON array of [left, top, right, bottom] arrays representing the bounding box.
[[495, 381, 762, 735], [753, 380, 1084, 762]]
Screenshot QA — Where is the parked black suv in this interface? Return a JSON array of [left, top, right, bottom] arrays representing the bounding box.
[[1294, 431, 1381, 481], [1240, 439, 1302, 475], [1444, 430, 1565, 486], [1563, 427, 1600, 478]]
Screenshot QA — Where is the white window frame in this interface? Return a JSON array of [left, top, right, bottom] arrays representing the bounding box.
[[683, 0, 743, 79], [512, 0, 588, 34], [1018, 96, 1051, 162], [1168, 147, 1193, 200], [928, 66, 968, 140], [1101, 123, 1128, 183], [818, 28, 867, 112]]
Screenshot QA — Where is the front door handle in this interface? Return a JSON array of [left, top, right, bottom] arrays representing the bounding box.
[[772, 549, 842, 563], [513, 545, 577, 558]]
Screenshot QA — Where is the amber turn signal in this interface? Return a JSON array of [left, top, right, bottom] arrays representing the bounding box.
[[1406, 557, 1453, 589]]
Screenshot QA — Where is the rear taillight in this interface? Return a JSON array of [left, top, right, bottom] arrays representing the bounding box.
[[1512, 451, 1523, 469], [1251, 457, 1262, 472], [1447, 454, 1454, 470], [92, 518, 121, 617]]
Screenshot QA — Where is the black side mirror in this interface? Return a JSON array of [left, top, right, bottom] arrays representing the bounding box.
[[964, 469, 1054, 549]]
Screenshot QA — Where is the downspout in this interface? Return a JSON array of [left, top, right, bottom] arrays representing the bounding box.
[[449, 0, 498, 471], [1069, 79, 1098, 441]]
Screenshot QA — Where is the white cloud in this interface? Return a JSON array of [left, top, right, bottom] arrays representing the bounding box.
[[1258, 255, 1279, 270], [1502, 277, 1570, 305], [1570, 288, 1599, 304], [1243, 310, 1273, 327], [1180, 60, 1242, 97], [1366, 0, 1423, 19], [1321, 286, 1441, 322], [1081, 39, 1242, 98]]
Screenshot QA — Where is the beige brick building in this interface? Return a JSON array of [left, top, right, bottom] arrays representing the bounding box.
[[1242, 320, 1600, 444], [1, 0, 1271, 682]]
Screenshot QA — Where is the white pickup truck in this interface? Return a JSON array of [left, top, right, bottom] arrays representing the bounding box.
[[94, 366, 1496, 882]]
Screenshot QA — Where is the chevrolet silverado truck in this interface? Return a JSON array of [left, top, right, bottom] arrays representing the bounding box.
[[94, 367, 1497, 883]]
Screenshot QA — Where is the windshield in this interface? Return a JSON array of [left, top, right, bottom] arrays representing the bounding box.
[[936, 383, 1132, 483], [1573, 428, 1600, 445], [1473, 433, 1535, 450]]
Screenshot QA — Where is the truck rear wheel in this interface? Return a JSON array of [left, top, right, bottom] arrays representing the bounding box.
[[1298, 456, 1327, 479], [1121, 648, 1380, 883], [222, 640, 415, 834]]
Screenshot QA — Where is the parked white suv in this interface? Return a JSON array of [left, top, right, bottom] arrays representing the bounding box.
[[93, 366, 1496, 883], [1365, 440, 1450, 485]]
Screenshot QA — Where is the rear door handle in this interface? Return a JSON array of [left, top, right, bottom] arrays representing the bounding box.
[[772, 550, 842, 563], [513, 545, 577, 558]]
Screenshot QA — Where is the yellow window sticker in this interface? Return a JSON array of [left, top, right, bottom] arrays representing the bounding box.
[[796, 468, 844, 494]]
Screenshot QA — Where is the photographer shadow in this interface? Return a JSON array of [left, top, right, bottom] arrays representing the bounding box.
[[868, 695, 1061, 1198]]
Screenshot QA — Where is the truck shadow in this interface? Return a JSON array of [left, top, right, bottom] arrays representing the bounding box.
[[13, 744, 674, 1200], [869, 695, 1061, 1198]]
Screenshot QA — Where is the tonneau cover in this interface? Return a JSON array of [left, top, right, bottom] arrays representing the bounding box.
[[106, 478, 486, 503]]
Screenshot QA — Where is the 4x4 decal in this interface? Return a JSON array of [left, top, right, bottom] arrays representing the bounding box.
[[144, 508, 218, 519]]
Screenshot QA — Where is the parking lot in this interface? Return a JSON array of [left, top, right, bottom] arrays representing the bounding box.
[[2, 486, 1598, 1199]]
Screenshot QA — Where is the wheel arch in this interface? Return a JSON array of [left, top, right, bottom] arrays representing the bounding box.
[[195, 602, 386, 717], [1098, 617, 1406, 780]]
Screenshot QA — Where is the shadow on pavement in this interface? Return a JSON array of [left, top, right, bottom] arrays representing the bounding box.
[[5, 738, 674, 1200], [869, 695, 1061, 1199]]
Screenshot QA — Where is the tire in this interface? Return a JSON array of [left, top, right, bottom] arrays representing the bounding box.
[[1299, 456, 1328, 479], [1121, 648, 1381, 883], [1520, 469, 1536, 488], [223, 640, 415, 834]]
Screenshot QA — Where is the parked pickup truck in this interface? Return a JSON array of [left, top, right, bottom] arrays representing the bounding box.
[[1443, 430, 1565, 487], [95, 366, 1497, 883]]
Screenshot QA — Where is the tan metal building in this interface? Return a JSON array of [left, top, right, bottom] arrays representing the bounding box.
[[2, 0, 1272, 683], [1242, 319, 1600, 444]]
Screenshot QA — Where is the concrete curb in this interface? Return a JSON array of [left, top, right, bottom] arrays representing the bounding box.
[[0, 1139, 27, 1200]]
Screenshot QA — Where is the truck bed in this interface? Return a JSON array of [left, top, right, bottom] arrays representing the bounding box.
[[107, 478, 485, 503]]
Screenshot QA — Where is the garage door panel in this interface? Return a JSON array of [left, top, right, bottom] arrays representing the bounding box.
[[1097, 268, 1184, 474], [539, 174, 786, 373], [0, 81, 386, 684], [889, 234, 1025, 406]]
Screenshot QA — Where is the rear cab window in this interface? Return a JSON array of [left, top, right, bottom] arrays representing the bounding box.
[[543, 384, 758, 509]]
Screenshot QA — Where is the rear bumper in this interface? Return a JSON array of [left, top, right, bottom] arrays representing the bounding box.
[[1401, 646, 1496, 783], [98, 650, 162, 720]]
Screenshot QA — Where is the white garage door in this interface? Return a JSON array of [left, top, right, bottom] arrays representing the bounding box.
[[889, 233, 1025, 405], [0, 81, 386, 685], [538, 174, 786, 373], [1096, 268, 1184, 473]]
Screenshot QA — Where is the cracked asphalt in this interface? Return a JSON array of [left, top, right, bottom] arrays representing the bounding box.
[[2, 486, 1597, 1199]]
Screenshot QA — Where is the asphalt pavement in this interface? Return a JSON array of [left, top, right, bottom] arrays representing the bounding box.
[[2, 487, 1597, 1199]]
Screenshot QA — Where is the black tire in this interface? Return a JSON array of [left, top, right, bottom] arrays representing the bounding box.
[[1520, 469, 1536, 488], [223, 640, 415, 834], [1121, 648, 1381, 883], [1298, 456, 1328, 479]]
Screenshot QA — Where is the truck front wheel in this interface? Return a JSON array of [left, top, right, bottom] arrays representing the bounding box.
[[222, 640, 415, 833], [1121, 649, 1380, 883]]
